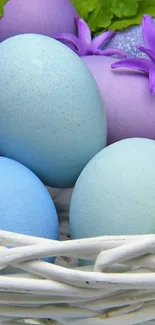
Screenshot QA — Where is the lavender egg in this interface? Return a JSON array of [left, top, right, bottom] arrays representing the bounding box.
[[106, 23, 154, 58], [0, 0, 77, 42], [82, 55, 155, 144]]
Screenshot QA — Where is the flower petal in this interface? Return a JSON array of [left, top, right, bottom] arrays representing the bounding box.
[[137, 45, 155, 64], [88, 31, 116, 52], [96, 48, 127, 57], [142, 14, 155, 52], [149, 68, 155, 93], [75, 16, 92, 46], [111, 58, 153, 74], [56, 33, 84, 56]]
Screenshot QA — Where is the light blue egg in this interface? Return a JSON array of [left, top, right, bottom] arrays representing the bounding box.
[[0, 157, 59, 262], [106, 21, 155, 58], [0, 33, 107, 189], [70, 138, 155, 242]]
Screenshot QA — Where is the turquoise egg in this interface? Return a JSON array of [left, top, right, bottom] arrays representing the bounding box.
[[0, 157, 59, 261], [0, 34, 107, 188], [70, 138, 155, 240]]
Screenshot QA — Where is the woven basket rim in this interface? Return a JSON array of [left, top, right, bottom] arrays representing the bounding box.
[[0, 230, 154, 324]]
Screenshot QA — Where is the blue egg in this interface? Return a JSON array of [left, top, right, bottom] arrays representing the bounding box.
[[70, 138, 155, 241], [0, 157, 59, 261], [0, 33, 107, 189], [106, 22, 155, 58]]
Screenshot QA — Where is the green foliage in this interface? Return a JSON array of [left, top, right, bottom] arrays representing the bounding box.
[[71, 0, 155, 33], [0, 0, 8, 17], [110, 0, 138, 18], [1, 0, 155, 32], [88, 4, 113, 31]]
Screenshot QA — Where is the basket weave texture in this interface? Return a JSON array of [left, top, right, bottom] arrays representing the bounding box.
[[0, 188, 155, 325]]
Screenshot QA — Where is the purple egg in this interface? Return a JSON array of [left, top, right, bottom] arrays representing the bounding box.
[[82, 55, 155, 144], [106, 19, 155, 59], [0, 0, 77, 42]]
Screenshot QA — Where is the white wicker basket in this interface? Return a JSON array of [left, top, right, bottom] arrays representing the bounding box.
[[0, 188, 155, 325]]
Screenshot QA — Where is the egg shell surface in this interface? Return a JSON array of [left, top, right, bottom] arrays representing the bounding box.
[[82, 55, 155, 144], [0, 157, 59, 238], [0, 34, 107, 188], [106, 23, 149, 58], [70, 138, 155, 240], [0, 0, 77, 42], [0, 157, 59, 262]]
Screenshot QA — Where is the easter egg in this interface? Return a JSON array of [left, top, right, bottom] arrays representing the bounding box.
[[70, 138, 155, 240], [0, 34, 107, 188], [0, 157, 59, 248], [0, 0, 77, 42], [82, 55, 155, 144], [106, 24, 147, 58], [106, 16, 155, 59]]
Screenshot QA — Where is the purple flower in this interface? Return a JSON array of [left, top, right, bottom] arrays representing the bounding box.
[[56, 16, 126, 58], [111, 14, 155, 94]]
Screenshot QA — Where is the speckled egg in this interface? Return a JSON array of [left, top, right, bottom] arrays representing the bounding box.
[[106, 23, 152, 58], [0, 0, 77, 42], [82, 55, 155, 144], [0, 34, 107, 188], [70, 138, 155, 241], [0, 157, 59, 253]]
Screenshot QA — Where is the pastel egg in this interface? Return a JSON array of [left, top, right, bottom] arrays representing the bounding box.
[[106, 18, 155, 58], [70, 138, 155, 240], [82, 55, 155, 144], [0, 34, 107, 188], [106, 24, 146, 58], [0, 0, 77, 42], [0, 157, 59, 261]]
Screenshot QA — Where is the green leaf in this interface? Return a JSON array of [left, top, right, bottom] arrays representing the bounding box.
[[0, 6, 3, 17], [110, 0, 138, 18], [71, 0, 155, 34], [70, 0, 98, 20], [88, 3, 113, 31], [109, 0, 155, 30], [0, 0, 8, 6], [109, 16, 140, 30], [0, 0, 8, 17], [137, 0, 155, 15]]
